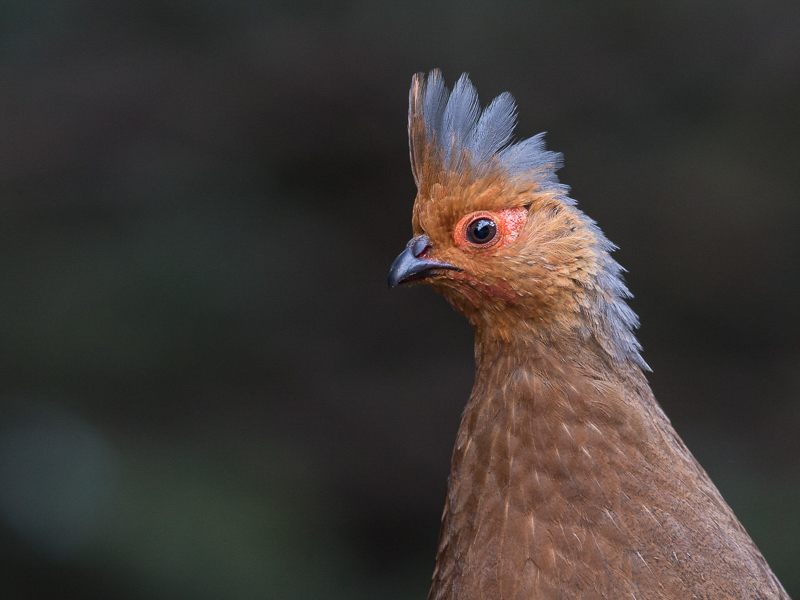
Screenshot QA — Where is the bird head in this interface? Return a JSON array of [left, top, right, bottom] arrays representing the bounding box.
[[390, 71, 645, 367]]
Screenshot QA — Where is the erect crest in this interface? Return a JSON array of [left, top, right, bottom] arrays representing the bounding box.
[[408, 70, 568, 198]]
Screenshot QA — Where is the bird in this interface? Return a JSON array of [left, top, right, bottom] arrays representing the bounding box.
[[388, 70, 789, 599]]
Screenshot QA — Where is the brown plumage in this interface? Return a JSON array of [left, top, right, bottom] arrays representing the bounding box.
[[388, 71, 789, 599]]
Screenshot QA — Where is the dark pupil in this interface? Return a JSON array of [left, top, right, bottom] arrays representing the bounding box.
[[468, 219, 496, 244]]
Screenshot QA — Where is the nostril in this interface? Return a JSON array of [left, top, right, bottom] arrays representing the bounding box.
[[410, 235, 432, 258]]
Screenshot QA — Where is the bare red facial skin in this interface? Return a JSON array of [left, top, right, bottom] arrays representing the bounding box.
[[453, 206, 528, 251]]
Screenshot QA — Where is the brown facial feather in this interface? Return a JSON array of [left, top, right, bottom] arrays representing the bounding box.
[[413, 185, 603, 337], [394, 72, 789, 599]]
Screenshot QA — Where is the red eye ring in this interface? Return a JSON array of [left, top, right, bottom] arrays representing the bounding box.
[[454, 207, 528, 251]]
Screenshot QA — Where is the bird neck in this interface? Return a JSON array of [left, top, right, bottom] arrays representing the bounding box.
[[473, 318, 648, 391], [428, 328, 670, 599], [467, 328, 658, 466]]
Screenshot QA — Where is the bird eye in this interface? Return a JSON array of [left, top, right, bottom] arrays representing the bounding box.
[[466, 218, 497, 245]]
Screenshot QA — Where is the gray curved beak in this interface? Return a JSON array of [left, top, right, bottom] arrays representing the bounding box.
[[388, 235, 460, 288]]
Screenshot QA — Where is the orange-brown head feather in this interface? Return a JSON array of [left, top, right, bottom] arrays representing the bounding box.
[[402, 70, 646, 370]]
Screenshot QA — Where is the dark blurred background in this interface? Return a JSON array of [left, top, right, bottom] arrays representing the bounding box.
[[0, 0, 798, 598]]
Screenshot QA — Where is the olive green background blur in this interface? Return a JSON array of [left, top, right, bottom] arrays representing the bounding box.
[[0, 1, 798, 598]]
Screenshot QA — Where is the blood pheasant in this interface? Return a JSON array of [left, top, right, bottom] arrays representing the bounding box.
[[389, 71, 788, 599]]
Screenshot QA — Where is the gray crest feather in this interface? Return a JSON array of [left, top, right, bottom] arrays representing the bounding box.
[[410, 70, 568, 197]]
